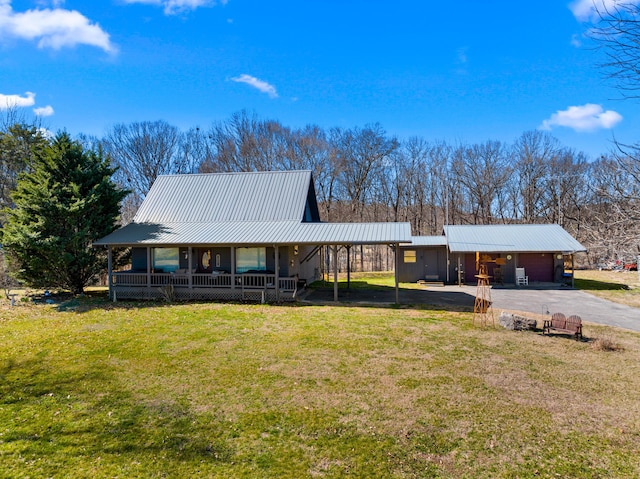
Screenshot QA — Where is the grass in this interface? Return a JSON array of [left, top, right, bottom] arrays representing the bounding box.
[[309, 271, 429, 292], [1, 292, 640, 478], [574, 269, 640, 308]]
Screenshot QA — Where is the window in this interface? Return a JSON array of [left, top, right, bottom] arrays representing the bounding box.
[[404, 250, 417, 263], [153, 248, 179, 272], [236, 247, 267, 273]]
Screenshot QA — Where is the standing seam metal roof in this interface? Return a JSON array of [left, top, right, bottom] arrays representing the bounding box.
[[93, 221, 413, 246], [443, 224, 586, 253], [133, 170, 313, 223], [93, 170, 413, 246], [401, 236, 448, 247]]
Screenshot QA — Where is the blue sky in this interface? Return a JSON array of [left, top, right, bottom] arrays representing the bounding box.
[[1, 0, 638, 159]]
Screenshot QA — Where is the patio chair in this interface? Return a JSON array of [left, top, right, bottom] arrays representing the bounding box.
[[515, 267, 528, 286]]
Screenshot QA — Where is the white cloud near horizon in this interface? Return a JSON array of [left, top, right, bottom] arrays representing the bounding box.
[[34, 105, 55, 117], [231, 74, 278, 98], [569, 0, 640, 21], [0, 0, 116, 53], [540, 103, 622, 132], [457, 47, 468, 64], [0, 91, 36, 109], [122, 0, 227, 15]]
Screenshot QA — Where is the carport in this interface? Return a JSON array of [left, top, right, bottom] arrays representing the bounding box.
[[293, 222, 412, 303]]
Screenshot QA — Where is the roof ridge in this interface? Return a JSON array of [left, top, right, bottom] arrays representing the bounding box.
[[156, 170, 312, 179]]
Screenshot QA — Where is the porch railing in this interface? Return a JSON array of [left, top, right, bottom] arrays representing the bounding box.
[[111, 271, 297, 293]]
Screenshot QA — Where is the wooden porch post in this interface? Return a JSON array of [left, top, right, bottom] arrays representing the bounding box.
[[231, 247, 236, 291], [107, 246, 113, 301], [146, 247, 151, 290], [394, 243, 400, 304], [275, 245, 280, 302], [571, 254, 575, 289], [188, 246, 193, 289], [333, 245, 339, 302]]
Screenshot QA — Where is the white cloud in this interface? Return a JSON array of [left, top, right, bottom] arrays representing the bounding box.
[[231, 74, 278, 98], [569, 0, 640, 21], [570, 33, 582, 47], [0, 91, 36, 109], [122, 0, 227, 15], [0, 0, 116, 53], [38, 127, 54, 140], [33, 105, 55, 116], [35, 0, 66, 7], [457, 47, 468, 64], [540, 103, 622, 132]]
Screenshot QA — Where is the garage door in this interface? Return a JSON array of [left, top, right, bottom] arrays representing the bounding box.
[[517, 253, 554, 282]]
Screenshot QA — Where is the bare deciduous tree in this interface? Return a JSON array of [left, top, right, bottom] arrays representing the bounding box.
[[103, 120, 191, 222], [589, 1, 640, 227]]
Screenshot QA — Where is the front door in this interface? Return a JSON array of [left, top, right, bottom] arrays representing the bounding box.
[[423, 249, 440, 279]]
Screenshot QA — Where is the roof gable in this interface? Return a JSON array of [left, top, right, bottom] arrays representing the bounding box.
[[133, 170, 317, 223]]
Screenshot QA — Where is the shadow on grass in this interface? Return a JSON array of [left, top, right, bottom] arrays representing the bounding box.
[[302, 283, 475, 312], [32, 280, 476, 314], [0, 356, 235, 465], [574, 278, 631, 291]]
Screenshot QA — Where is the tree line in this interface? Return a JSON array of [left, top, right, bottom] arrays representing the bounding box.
[[1, 109, 638, 271], [94, 110, 635, 266]]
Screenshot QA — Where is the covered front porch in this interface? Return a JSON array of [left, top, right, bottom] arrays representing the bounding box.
[[97, 221, 413, 304], [111, 271, 298, 302], [108, 244, 307, 302]]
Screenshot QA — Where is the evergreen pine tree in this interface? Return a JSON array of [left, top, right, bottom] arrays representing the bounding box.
[[1, 132, 127, 294]]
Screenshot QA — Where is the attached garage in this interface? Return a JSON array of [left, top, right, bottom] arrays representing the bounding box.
[[445, 224, 585, 286], [399, 224, 586, 286]]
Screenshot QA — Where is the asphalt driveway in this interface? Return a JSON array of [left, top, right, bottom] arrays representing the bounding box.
[[487, 286, 640, 332], [303, 285, 640, 332]]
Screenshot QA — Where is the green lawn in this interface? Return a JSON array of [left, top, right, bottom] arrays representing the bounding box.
[[574, 270, 640, 308], [1, 294, 640, 478]]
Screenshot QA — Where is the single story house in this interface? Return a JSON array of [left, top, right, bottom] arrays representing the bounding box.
[[94, 170, 412, 302], [399, 224, 586, 285]]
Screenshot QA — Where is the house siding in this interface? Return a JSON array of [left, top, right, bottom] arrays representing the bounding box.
[[398, 246, 448, 283]]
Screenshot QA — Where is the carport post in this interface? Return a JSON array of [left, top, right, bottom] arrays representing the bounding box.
[[394, 242, 400, 304], [346, 245, 351, 290], [333, 245, 339, 302]]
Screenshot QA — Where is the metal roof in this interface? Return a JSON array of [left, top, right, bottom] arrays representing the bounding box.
[[93, 221, 412, 246], [443, 224, 586, 253], [401, 236, 448, 247], [95, 170, 411, 247], [134, 170, 315, 223]]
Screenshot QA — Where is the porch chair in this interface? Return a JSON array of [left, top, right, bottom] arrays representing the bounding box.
[[515, 267, 529, 286]]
